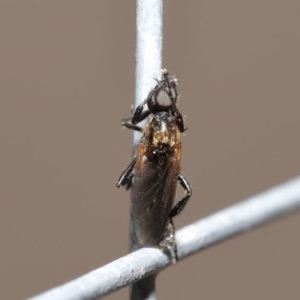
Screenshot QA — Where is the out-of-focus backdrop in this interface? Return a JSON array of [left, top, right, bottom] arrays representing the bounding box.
[[1, 1, 299, 299]]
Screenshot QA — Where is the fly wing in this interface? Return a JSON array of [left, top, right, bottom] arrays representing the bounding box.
[[130, 155, 180, 248]]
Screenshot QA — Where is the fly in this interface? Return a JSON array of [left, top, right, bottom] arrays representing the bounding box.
[[116, 69, 192, 263]]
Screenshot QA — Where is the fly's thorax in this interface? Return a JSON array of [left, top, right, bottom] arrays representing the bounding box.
[[143, 112, 181, 164]]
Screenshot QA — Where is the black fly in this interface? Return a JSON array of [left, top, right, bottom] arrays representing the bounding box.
[[117, 69, 192, 263]]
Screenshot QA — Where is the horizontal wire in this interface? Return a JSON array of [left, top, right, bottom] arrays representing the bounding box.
[[30, 175, 300, 300]]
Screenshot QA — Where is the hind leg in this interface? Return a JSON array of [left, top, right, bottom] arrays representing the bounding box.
[[159, 219, 178, 264]]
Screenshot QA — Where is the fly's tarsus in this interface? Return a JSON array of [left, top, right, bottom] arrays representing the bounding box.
[[159, 219, 178, 264], [121, 118, 143, 132]]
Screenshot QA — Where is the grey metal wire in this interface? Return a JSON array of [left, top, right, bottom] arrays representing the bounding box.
[[134, 0, 163, 147], [30, 175, 300, 300], [132, 1, 163, 298]]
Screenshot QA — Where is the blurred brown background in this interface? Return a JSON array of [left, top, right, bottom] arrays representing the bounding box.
[[1, 1, 300, 299]]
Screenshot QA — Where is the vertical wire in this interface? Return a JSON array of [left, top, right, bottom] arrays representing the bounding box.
[[131, 1, 163, 299], [134, 0, 163, 148]]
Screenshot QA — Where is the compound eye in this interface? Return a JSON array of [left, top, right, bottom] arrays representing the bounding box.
[[155, 88, 172, 109]]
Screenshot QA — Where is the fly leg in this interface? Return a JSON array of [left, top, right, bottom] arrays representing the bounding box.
[[159, 218, 178, 264], [160, 174, 191, 263], [169, 173, 192, 218], [131, 101, 150, 125], [121, 117, 143, 132], [116, 158, 136, 189]]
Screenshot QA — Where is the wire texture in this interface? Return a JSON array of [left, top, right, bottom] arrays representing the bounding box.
[[134, 0, 163, 147], [30, 175, 300, 300]]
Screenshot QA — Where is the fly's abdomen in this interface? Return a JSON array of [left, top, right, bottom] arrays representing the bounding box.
[[130, 158, 178, 248]]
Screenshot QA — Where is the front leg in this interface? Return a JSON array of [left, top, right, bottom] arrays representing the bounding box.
[[116, 158, 136, 189], [131, 100, 150, 125], [174, 111, 186, 133], [121, 118, 143, 132], [169, 173, 192, 218]]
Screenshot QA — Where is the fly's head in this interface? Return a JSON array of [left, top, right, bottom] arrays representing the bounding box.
[[132, 69, 186, 133], [147, 69, 178, 114], [144, 112, 181, 165]]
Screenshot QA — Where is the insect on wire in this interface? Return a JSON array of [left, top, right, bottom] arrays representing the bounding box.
[[117, 69, 192, 264]]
